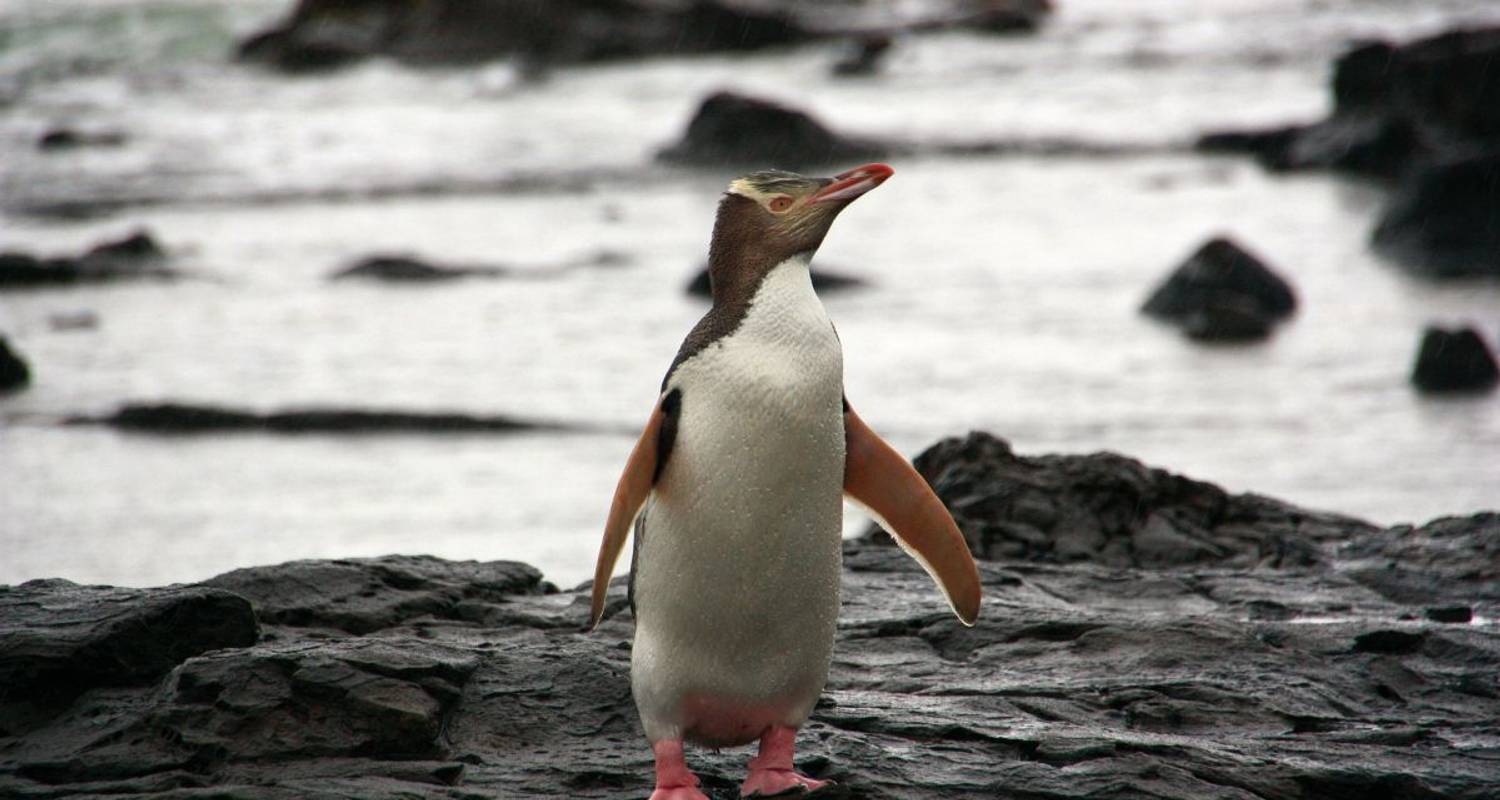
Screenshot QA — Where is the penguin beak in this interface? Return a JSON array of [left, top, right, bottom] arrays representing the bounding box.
[[808, 163, 894, 205]]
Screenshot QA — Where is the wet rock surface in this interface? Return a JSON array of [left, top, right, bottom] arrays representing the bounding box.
[[2, 438, 1496, 799], [66, 402, 572, 435], [1141, 236, 1296, 342], [1409, 326, 1500, 394], [0, 229, 175, 289]]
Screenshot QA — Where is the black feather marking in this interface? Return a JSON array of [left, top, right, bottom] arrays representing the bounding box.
[[653, 388, 681, 484]]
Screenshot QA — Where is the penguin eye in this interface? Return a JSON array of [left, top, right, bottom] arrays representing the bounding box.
[[768, 195, 794, 213]]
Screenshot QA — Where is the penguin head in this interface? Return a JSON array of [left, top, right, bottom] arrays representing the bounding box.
[[707, 163, 893, 300]]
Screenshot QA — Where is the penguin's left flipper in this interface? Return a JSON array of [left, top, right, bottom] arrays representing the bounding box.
[[589, 389, 681, 629], [843, 402, 982, 625]]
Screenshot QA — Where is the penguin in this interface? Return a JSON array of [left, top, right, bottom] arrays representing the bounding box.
[[589, 163, 982, 800]]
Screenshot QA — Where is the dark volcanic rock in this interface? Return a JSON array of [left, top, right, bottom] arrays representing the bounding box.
[[0, 335, 31, 392], [873, 430, 1365, 567], [68, 402, 567, 435], [658, 91, 888, 170], [1197, 28, 1500, 178], [1408, 326, 1500, 393], [329, 254, 506, 282], [1141, 237, 1296, 340], [1179, 298, 1277, 342], [203, 555, 546, 634], [685, 262, 867, 297], [1196, 27, 1500, 276], [1372, 151, 1500, 277], [0, 581, 257, 735], [238, 0, 811, 73], [2, 441, 1497, 799], [0, 229, 174, 289]]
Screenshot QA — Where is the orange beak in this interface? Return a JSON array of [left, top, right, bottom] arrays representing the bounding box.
[[808, 163, 894, 204]]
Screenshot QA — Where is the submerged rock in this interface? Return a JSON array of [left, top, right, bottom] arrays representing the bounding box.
[[68, 402, 567, 434], [0, 336, 30, 392], [0, 229, 175, 289], [1409, 326, 1500, 394], [36, 127, 127, 151], [330, 254, 505, 282], [685, 263, 867, 297], [657, 91, 889, 170], [0, 441, 1496, 798], [1141, 237, 1296, 340]]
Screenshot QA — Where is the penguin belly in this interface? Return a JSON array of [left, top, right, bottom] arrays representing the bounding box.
[[631, 261, 845, 748]]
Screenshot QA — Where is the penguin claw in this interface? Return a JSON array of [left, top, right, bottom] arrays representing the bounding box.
[[740, 768, 831, 797]]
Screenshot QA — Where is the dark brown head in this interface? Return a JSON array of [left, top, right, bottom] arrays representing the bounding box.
[[705, 163, 893, 305]]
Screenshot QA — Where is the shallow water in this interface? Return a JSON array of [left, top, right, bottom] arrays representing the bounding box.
[[2, 0, 1498, 589]]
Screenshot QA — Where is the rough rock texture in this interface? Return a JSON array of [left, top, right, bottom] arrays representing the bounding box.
[[878, 431, 1362, 567], [1196, 27, 1500, 277], [658, 91, 888, 170], [0, 229, 174, 289], [685, 262, 866, 298], [2, 438, 1497, 799], [1409, 326, 1500, 394], [1141, 237, 1296, 341], [66, 403, 569, 435], [0, 582, 257, 735], [0, 335, 31, 392]]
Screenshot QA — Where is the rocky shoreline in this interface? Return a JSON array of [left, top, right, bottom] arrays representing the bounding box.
[[2, 433, 1495, 799]]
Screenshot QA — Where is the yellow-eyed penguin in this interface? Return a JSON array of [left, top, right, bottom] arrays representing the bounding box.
[[589, 163, 982, 799]]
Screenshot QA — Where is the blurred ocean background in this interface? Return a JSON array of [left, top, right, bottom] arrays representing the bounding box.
[[2, 0, 1498, 589]]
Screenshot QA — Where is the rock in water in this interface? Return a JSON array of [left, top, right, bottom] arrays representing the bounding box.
[[684, 263, 867, 297], [657, 91, 888, 169], [37, 127, 127, 150], [329, 254, 503, 282], [1409, 326, 1500, 393], [69, 402, 563, 434], [0, 228, 174, 289], [1141, 237, 1296, 340], [1196, 27, 1500, 277], [0, 336, 30, 392], [1373, 151, 1500, 277], [238, 0, 810, 72]]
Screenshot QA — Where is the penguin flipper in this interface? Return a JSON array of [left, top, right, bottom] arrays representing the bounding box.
[[843, 403, 982, 625], [589, 389, 680, 629]]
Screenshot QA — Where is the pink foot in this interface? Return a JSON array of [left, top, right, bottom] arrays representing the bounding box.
[[650, 739, 709, 800], [740, 725, 832, 798]]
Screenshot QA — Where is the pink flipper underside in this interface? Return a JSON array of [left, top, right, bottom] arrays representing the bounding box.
[[651, 739, 708, 800], [740, 726, 831, 798]]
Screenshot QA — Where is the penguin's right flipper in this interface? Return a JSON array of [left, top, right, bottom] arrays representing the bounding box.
[[589, 389, 680, 629], [843, 402, 981, 625]]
